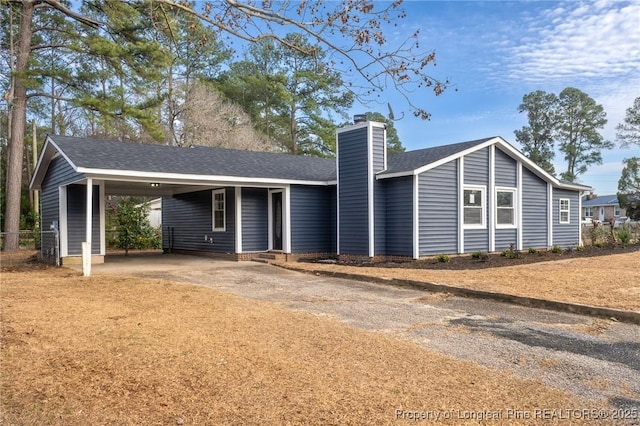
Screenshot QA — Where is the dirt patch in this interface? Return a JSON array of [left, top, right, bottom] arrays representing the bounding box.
[[1, 266, 600, 425], [281, 248, 640, 312]]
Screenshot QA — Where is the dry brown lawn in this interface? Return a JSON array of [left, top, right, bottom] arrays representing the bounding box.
[[0, 262, 601, 425], [278, 251, 640, 312]]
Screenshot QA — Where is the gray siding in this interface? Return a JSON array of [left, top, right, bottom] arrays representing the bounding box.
[[372, 126, 386, 255], [419, 161, 458, 255], [385, 176, 413, 256], [495, 149, 517, 187], [337, 127, 369, 255], [162, 188, 235, 253], [40, 156, 84, 255], [66, 184, 101, 255], [464, 148, 489, 184], [553, 188, 580, 248], [463, 148, 489, 252], [495, 229, 517, 251], [241, 188, 268, 252], [522, 169, 548, 248], [290, 185, 336, 253]]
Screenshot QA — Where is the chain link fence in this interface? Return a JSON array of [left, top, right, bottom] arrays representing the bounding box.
[[0, 229, 59, 266]]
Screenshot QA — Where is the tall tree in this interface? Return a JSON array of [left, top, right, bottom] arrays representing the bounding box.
[[617, 158, 640, 220], [365, 111, 405, 154], [514, 90, 558, 174], [2, 0, 99, 251], [615, 97, 640, 220], [616, 96, 640, 148], [555, 87, 612, 182]]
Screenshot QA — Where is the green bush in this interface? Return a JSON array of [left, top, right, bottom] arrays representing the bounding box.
[[470, 251, 488, 260], [576, 245, 585, 251], [115, 198, 161, 255], [590, 225, 611, 246], [501, 243, 520, 259], [551, 245, 562, 253], [435, 254, 450, 263], [528, 247, 538, 254], [616, 227, 632, 245]]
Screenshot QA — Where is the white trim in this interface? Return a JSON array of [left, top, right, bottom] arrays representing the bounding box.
[[268, 189, 287, 252], [268, 190, 273, 251], [559, 198, 571, 224], [376, 137, 592, 192], [284, 185, 291, 254], [495, 187, 517, 229], [383, 125, 388, 171], [335, 130, 340, 256], [463, 184, 487, 230], [75, 168, 331, 187], [86, 178, 93, 246], [547, 183, 553, 247], [488, 145, 495, 252], [99, 181, 106, 255], [578, 191, 583, 246], [517, 162, 523, 250], [59, 186, 68, 257], [457, 157, 464, 254], [212, 188, 226, 232], [235, 187, 242, 253], [368, 122, 375, 258], [413, 174, 419, 259]]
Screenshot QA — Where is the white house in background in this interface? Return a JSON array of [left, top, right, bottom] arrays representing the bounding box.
[[145, 198, 162, 228], [581, 194, 625, 222]]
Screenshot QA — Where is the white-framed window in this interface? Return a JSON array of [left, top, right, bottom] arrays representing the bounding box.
[[584, 207, 593, 218], [496, 188, 516, 227], [463, 185, 486, 228], [614, 206, 621, 216], [212, 189, 226, 232], [559, 198, 570, 224]]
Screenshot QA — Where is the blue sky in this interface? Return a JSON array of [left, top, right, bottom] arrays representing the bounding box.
[[346, 0, 640, 195]]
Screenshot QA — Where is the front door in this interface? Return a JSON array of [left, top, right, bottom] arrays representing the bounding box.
[[271, 191, 283, 251]]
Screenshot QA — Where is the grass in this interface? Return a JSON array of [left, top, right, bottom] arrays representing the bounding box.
[[280, 251, 640, 312], [0, 263, 597, 425]]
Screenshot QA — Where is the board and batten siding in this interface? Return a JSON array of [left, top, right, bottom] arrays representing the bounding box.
[[552, 188, 580, 248], [290, 185, 336, 253], [521, 168, 548, 248], [40, 156, 84, 255], [418, 161, 458, 255], [463, 148, 489, 252], [337, 126, 369, 255], [384, 176, 413, 256], [66, 184, 100, 255], [241, 188, 268, 252], [495, 148, 517, 187], [162, 188, 235, 253], [372, 125, 386, 255]]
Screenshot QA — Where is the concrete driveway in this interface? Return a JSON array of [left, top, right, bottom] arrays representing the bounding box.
[[84, 253, 640, 413]]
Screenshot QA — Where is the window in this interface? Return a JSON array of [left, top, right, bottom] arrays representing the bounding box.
[[212, 189, 226, 232], [559, 198, 570, 224], [614, 206, 621, 216], [496, 189, 516, 227], [463, 186, 485, 228], [584, 207, 593, 218]]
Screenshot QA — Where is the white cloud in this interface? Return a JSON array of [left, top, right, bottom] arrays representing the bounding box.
[[504, 1, 640, 89]]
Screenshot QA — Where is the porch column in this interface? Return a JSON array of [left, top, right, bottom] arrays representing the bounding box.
[[83, 178, 93, 276]]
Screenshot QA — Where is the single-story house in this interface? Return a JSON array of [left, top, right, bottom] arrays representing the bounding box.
[[30, 119, 591, 269], [581, 194, 625, 222]]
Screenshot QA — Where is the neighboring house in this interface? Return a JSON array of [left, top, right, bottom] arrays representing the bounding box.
[[30, 119, 591, 265], [136, 198, 162, 229], [581, 194, 625, 222]]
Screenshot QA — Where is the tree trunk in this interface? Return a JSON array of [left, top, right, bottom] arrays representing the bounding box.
[[3, 0, 34, 251]]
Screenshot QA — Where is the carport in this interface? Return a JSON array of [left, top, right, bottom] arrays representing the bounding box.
[[30, 135, 336, 276]]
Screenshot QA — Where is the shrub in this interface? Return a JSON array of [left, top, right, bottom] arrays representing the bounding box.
[[528, 247, 538, 254], [576, 245, 585, 251], [435, 254, 450, 263], [551, 245, 562, 253], [590, 225, 612, 247], [501, 243, 520, 259], [115, 198, 161, 255], [616, 227, 632, 245], [470, 251, 488, 260]]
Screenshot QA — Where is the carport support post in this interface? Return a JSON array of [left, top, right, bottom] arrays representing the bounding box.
[[82, 178, 93, 277]]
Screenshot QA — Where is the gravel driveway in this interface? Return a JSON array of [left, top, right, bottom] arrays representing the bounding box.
[[89, 254, 640, 413]]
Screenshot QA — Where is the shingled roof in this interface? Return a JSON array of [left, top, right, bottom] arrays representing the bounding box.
[[49, 135, 337, 182]]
